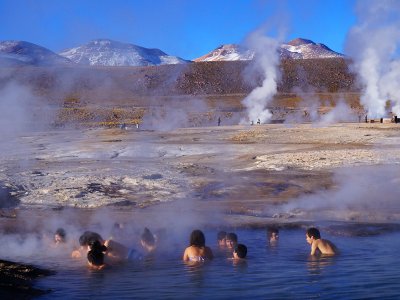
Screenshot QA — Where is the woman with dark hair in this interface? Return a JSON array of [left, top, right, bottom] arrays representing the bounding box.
[[54, 228, 67, 244], [182, 229, 213, 262], [87, 240, 107, 270], [141, 227, 156, 253], [71, 231, 104, 259]]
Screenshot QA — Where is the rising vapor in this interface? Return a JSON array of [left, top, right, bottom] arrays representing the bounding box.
[[241, 27, 283, 124], [346, 0, 400, 118]]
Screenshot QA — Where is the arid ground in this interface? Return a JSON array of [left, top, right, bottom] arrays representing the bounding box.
[[1, 121, 400, 231], [0, 59, 399, 228]]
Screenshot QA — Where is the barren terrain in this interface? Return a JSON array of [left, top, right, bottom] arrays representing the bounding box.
[[1, 122, 399, 230], [0, 59, 399, 230]]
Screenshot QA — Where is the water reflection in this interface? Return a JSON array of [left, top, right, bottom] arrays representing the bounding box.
[[184, 261, 207, 287], [19, 228, 400, 299], [231, 258, 248, 272], [306, 255, 336, 275]]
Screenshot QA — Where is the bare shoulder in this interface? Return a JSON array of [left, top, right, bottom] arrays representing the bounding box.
[[320, 239, 338, 255]]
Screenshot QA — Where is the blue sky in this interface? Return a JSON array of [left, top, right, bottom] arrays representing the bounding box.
[[0, 0, 356, 60]]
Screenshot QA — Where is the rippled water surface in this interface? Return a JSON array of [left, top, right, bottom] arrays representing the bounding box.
[[34, 227, 400, 299]]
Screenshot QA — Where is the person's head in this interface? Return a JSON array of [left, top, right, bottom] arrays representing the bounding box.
[[226, 232, 238, 249], [217, 231, 227, 247], [141, 227, 156, 249], [233, 244, 247, 259], [190, 230, 205, 247], [54, 228, 66, 244], [267, 227, 279, 242], [79, 231, 104, 248], [306, 227, 321, 244], [87, 240, 107, 267]]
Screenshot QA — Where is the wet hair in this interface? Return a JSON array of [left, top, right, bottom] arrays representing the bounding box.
[[79, 231, 104, 247], [235, 244, 247, 259], [190, 229, 205, 247], [306, 227, 321, 240], [226, 232, 238, 243], [141, 227, 155, 246], [55, 228, 66, 239], [267, 227, 279, 236], [87, 240, 107, 266], [217, 231, 227, 241]]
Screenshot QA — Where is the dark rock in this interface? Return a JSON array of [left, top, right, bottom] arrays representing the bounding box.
[[0, 259, 54, 299]]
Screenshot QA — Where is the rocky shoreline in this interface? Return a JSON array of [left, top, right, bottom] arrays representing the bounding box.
[[0, 259, 54, 299]]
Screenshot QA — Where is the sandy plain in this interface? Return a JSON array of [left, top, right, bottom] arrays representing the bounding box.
[[1, 121, 400, 231]]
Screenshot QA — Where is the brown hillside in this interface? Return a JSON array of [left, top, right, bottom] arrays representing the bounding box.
[[0, 58, 360, 126]]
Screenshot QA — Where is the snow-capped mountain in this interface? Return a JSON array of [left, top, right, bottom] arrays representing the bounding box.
[[280, 38, 344, 59], [59, 39, 189, 66], [194, 44, 255, 62], [194, 38, 344, 62], [0, 40, 71, 66]]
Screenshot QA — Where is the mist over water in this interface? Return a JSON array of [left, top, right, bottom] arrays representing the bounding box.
[[346, 0, 400, 118], [270, 165, 400, 222]]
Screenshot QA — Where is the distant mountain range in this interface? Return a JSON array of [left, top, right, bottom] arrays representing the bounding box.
[[59, 39, 188, 66], [0, 40, 70, 66], [0, 38, 345, 67], [194, 38, 344, 62]]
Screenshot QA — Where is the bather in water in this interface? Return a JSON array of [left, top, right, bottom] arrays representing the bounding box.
[[87, 240, 107, 270], [182, 229, 213, 262]]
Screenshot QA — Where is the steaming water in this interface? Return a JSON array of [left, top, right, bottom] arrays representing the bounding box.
[[21, 227, 400, 299]]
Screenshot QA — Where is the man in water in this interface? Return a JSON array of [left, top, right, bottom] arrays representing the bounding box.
[[87, 240, 107, 270], [225, 232, 238, 250], [232, 244, 247, 260], [71, 231, 104, 258], [306, 227, 337, 256], [217, 231, 227, 248], [267, 227, 279, 245]]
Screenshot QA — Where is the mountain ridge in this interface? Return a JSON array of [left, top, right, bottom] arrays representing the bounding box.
[[58, 39, 189, 67], [194, 38, 344, 62], [0, 40, 71, 66], [0, 38, 345, 67]]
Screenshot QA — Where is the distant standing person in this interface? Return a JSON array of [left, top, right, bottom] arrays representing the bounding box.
[[306, 227, 338, 256], [218, 117, 221, 126]]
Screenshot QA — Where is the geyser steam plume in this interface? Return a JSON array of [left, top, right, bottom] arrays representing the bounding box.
[[345, 0, 400, 118], [241, 27, 282, 124]]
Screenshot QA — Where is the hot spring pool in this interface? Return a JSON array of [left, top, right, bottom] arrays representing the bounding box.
[[21, 226, 400, 299]]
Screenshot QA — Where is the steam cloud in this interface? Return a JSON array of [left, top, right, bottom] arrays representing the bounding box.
[[241, 27, 283, 124], [346, 0, 400, 118], [271, 165, 400, 222], [0, 82, 39, 138]]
